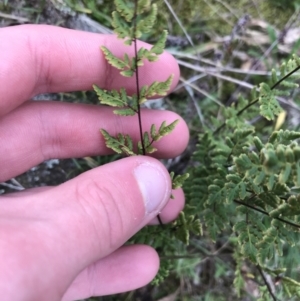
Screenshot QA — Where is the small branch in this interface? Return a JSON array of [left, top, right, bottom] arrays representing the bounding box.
[[257, 265, 278, 301], [234, 199, 300, 229], [271, 64, 300, 90], [212, 62, 300, 135], [0, 181, 25, 191], [157, 215, 164, 226], [163, 0, 194, 47], [0, 12, 29, 22]]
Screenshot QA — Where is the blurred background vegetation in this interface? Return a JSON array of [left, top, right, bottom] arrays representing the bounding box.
[[2, 0, 300, 300]]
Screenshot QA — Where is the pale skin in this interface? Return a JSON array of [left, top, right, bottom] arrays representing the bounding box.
[[0, 25, 189, 301]]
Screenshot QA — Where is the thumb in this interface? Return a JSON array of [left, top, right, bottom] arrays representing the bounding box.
[[0, 156, 172, 300], [44, 155, 171, 265]]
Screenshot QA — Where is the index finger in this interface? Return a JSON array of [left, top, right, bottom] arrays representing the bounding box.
[[0, 24, 180, 116]]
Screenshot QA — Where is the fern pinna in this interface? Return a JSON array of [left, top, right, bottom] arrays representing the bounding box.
[[185, 55, 300, 298]]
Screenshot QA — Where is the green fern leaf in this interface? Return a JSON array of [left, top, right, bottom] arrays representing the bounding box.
[[191, 218, 203, 236], [150, 30, 168, 55], [101, 46, 129, 70], [271, 68, 278, 85], [111, 11, 133, 42], [170, 172, 190, 190], [279, 163, 292, 184], [137, 0, 151, 14], [114, 0, 134, 22], [158, 119, 179, 137], [282, 276, 300, 297], [173, 211, 190, 244], [253, 136, 264, 152], [136, 3, 157, 34], [113, 108, 136, 116], [259, 82, 282, 120], [269, 130, 300, 144], [93, 85, 125, 107], [146, 74, 174, 98], [101, 129, 135, 156], [120, 69, 134, 77]]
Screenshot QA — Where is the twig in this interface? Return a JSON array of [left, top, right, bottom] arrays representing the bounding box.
[[0, 12, 29, 22], [179, 76, 224, 107], [170, 50, 276, 76], [174, 74, 207, 91], [163, 0, 194, 47], [272, 64, 300, 90], [234, 199, 300, 229], [177, 59, 255, 89], [257, 265, 278, 301], [0, 181, 24, 191], [184, 85, 205, 127], [212, 60, 300, 135], [203, 0, 234, 27]]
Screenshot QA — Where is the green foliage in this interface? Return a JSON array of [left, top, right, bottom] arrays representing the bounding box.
[[100, 130, 135, 155], [91, 0, 300, 299], [259, 55, 300, 120], [185, 54, 300, 299], [94, 0, 189, 197], [93, 2, 191, 284], [170, 172, 190, 190], [172, 211, 202, 244]]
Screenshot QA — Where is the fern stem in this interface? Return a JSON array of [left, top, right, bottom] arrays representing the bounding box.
[[234, 199, 300, 229], [132, 0, 163, 225], [271, 64, 300, 90], [213, 63, 300, 135], [157, 214, 164, 226], [133, 0, 146, 155], [256, 265, 277, 301]]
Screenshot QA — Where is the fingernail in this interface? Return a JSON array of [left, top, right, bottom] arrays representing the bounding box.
[[134, 163, 170, 214]]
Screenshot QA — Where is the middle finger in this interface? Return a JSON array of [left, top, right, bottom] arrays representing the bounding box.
[[0, 101, 189, 181]]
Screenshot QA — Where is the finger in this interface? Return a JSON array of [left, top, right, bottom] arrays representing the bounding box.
[[0, 157, 171, 300], [62, 245, 159, 300], [4, 187, 185, 225], [0, 24, 180, 116], [0, 101, 189, 181]]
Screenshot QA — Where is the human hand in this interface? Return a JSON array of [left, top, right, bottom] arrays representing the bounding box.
[[0, 25, 189, 301]]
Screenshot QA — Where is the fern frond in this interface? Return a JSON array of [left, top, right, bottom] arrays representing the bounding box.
[[101, 46, 130, 70], [93, 85, 125, 107], [101, 129, 135, 156], [112, 11, 132, 41], [136, 3, 157, 34], [259, 83, 282, 121], [138, 75, 174, 103], [137, 0, 151, 14], [170, 172, 190, 190], [114, 0, 134, 22], [282, 276, 300, 297], [151, 30, 168, 55], [172, 211, 202, 245]]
